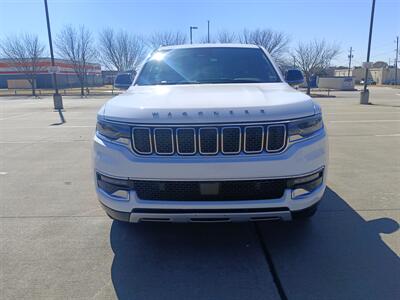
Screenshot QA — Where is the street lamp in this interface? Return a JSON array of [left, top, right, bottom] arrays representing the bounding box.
[[43, 0, 64, 117], [360, 0, 376, 105], [190, 26, 198, 44]]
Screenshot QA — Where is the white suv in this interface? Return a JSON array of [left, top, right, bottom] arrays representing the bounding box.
[[93, 44, 328, 223]]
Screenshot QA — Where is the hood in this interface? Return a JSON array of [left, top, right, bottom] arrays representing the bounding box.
[[103, 83, 316, 124]]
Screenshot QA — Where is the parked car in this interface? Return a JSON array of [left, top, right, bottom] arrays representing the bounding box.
[[114, 72, 133, 89], [360, 78, 376, 85], [94, 44, 328, 223]]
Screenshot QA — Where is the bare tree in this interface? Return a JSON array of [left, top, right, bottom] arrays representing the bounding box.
[[147, 31, 187, 49], [0, 34, 45, 96], [199, 35, 215, 44], [292, 40, 340, 95], [55, 25, 97, 96], [99, 28, 146, 72], [217, 30, 237, 43], [239, 28, 290, 65]]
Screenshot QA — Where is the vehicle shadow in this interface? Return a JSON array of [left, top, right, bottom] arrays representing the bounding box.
[[259, 187, 400, 299], [109, 220, 279, 300], [109, 187, 399, 300]]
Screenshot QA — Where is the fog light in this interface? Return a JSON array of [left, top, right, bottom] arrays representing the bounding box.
[[288, 170, 323, 199], [97, 173, 132, 201], [110, 190, 130, 200]]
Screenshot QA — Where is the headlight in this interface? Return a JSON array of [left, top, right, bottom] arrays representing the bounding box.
[[288, 114, 323, 142], [96, 120, 131, 145]]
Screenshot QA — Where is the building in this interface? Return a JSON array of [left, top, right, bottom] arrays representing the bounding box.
[[0, 58, 102, 89], [101, 70, 118, 85], [335, 66, 399, 85], [318, 76, 355, 90]]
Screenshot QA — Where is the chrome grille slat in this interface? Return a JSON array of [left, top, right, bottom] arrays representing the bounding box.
[[266, 124, 287, 152], [132, 128, 152, 154], [131, 123, 286, 156], [244, 126, 264, 153], [176, 128, 196, 155], [154, 128, 174, 155], [199, 127, 219, 155], [222, 127, 241, 154]]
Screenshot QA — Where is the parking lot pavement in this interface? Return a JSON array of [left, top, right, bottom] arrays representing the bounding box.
[[0, 87, 399, 299]]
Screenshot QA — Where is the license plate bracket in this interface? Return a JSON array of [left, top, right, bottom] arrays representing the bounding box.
[[199, 183, 220, 195]]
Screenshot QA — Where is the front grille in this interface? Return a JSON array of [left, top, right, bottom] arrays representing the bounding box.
[[131, 123, 287, 156], [133, 179, 286, 201]]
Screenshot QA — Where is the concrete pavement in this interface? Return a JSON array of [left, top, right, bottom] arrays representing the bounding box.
[[0, 87, 399, 299]]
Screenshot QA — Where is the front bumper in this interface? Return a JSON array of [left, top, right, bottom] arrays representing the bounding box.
[[93, 130, 328, 222]]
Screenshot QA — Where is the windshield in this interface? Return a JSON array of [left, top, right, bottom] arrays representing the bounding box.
[[135, 47, 281, 85]]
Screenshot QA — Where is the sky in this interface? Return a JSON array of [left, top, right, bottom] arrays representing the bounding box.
[[1, 0, 399, 66]]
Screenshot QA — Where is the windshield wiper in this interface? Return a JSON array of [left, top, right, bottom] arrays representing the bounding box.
[[157, 80, 200, 85], [196, 78, 264, 84], [232, 78, 263, 83]]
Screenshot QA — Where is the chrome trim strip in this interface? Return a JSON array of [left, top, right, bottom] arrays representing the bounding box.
[[132, 127, 152, 154], [153, 128, 174, 155], [114, 116, 314, 127], [130, 211, 292, 222], [266, 124, 287, 153], [221, 127, 241, 154], [244, 126, 264, 154], [96, 166, 325, 182], [198, 127, 219, 155], [176, 128, 196, 155]]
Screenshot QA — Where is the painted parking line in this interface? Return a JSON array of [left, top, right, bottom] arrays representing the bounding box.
[[375, 133, 400, 137], [329, 119, 400, 123], [326, 112, 400, 115], [48, 125, 95, 128], [0, 112, 37, 121], [0, 140, 89, 144]]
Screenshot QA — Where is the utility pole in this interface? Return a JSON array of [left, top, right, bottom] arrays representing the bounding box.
[[207, 20, 210, 43], [43, 0, 65, 121], [347, 47, 353, 77], [190, 26, 198, 44], [360, 0, 376, 104], [395, 36, 399, 85]]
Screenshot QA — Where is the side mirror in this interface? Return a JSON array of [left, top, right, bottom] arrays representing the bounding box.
[[285, 69, 304, 85]]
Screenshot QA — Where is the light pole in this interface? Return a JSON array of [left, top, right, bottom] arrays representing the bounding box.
[[207, 20, 210, 43], [395, 36, 399, 85], [43, 0, 65, 122], [190, 26, 198, 44], [360, 0, 376, 105]]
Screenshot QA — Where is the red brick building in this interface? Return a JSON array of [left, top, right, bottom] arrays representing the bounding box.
[[0, 58, 102, 89]]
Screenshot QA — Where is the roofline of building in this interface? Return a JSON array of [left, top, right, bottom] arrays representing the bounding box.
[[0, 57, 100, 66]]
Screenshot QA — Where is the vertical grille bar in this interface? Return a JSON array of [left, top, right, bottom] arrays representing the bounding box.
[[244, 126, 264, 153], [154, 128, 174, 155], [222, 127, 241, 154], [266, 124, 286, 152], [176, 128, 196, 155], [199, 127, 219, 155], [132, 128, 152, 154]]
